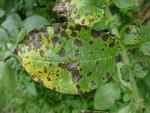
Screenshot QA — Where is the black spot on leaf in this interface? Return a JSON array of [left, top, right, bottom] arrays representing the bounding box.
[[76, 84, 84, 96], [52, 36, 60, 45], [89, 40, 93, 45], [72, 70, 80, 81], [91, 29, 101, 37], [75, 49, 80, 56], [75, 24, 81, 31], [87, 72, 92, 76], [74, 39, 83, 47], [96, 61, 99, 65], [56, 74, 59, 77], [66, 62, 79, 70], [91, 80, 97, 89], [101, 48, 104, 51], [108, 40, 116, 48], [115, 53, 122, 63], [47, 76, 51, 81], [53, 23, 61, 33], [38, 71, 42, 73], [33, 34, 41, 48], [106, 72, 112, 82], [58, 48, 65, 57], [39, 50, 44, 57], [44, 30, 49, 38], [49, 63, 52, 67], [79, 68, 82, 71], [44, 67, 48, 73], [71, 31, 77, 37]]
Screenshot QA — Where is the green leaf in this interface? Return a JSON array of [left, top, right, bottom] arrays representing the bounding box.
[[139, 22, 150, 42], [0, 9, 5, 18], [140, 41, 150, 56], [92, 15, 119, 30], [94, 82, 121, 110], [0, 61, 16, 110], [16, 28, 26, 43], [123, 33, 139, 45], [24, 0, 36, 10], [144, 74, 150, 90], [0, 61, 16, 91], [0, 0, 5, 8], [144, 105, 150, 113], [23, 15, 49, 33], [113, 0, 140, 12], [0, 27, 9, 43], [92, 18, 108, 30], [1, 14, 22, 40], [133, 63, 148, 78], [117, 105, 131, 113]]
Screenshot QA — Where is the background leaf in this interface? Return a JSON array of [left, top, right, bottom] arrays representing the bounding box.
[[23, 15, 49, 32], [94, 82, 121, 110]]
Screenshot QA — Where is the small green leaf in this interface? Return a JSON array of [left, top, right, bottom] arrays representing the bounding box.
[[94, 82, 121, 110]]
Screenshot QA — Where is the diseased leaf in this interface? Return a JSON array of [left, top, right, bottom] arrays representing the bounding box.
[[0, 0, 149, 113]]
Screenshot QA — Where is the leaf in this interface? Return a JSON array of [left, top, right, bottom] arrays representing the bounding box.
[[117, 105, 132, 113], [92, 18, 108, 30], [24, 0, 36, 10], [0, 9, 5, 18], [140, 41, 150, 56], [113, 0, 140, 12], [144, 105, 150, 113], [123, 33, 139, 45], [133, 63, 148, 78], [0, 0, 5, 8], [0, 27, 9, 43], [1, 14, 22, 40], [94, 82, 121, 110], [0, 61, 16, 91], [16, 28, 26, 43], [0, 61, 16, 110], [23, 15, 49, 33], [144, 74, 150, 90], [92, 15, 119, 30], [139, 22, 150, 42]]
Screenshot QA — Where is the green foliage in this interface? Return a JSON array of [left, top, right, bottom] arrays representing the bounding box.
[[0, 0, 150, 113], [23, 15, 49, 32], [94, 82, 121, 110]]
